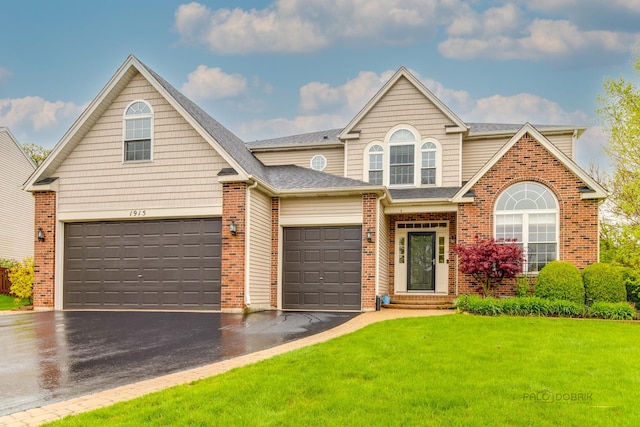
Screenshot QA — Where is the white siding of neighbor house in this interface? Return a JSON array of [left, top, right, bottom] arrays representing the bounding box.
[[377, 204, 390, 296], [248, 189, 272, 306], [461, 133, 575, 182], [345, 76, 461, 187], [253, 147, 345, 176], [280, 197, 362, 226], [0, 129, 35, 261], [53, 73, 230, 214]]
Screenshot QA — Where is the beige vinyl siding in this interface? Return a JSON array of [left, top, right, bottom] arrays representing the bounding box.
[[53, 73, 230, 213], [547, 134, 573, 159], [461, 132, 575, 181], [280, 196, 362, 226], [0, 130, 35, 260], [253, 147, 345, 176], [345, 76, 461, 187], [461, 136, 511, 181], [377, 206, 390, 296], [248, 189, 272, 306]]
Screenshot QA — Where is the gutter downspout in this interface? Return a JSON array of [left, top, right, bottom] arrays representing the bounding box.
[[244, 181, 259, 309]]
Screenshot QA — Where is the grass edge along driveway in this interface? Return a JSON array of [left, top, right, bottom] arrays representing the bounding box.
[[46, 315, 639, 427]]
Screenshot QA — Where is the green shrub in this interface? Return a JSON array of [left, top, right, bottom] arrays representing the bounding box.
[[515, 274, 532, 298], [454, 295, 502, 315], [0, 258, 16, 268], [582, 263, 626, 304], [455, 295, 584, 318], [534, 261, 585, 304], [587, 302, 636, 320], [620, 267, 640, 308], [8, 257, 34, 301]]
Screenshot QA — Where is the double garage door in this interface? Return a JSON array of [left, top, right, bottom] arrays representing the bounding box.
[[63, 218, 221, 310], [283, 226, 362, 310]]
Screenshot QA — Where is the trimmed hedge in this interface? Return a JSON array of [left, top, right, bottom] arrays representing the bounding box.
[[454, 294, 635, 320], [582, 263, 626, 304], [534, 261, 585, 304], [620, 267, 640, 308]]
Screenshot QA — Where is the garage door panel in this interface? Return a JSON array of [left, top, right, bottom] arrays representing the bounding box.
[[64, 218, 221, 310], [283, 226, 361, 310]]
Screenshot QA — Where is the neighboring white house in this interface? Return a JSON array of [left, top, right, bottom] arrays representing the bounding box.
[[0, 127, 36, 261]]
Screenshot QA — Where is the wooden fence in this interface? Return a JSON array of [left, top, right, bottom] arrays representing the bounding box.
[[0, 267, 11, 295]]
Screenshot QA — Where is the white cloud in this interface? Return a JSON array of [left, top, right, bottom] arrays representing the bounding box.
[[441, 16, 640, 62], [300, 70, 395, 112], [576, 125, 610, 170], [181, 65, 248, 100], [0, 96, 82, 131], [447, 4, 522, 37], [174, 1, 460, 54]]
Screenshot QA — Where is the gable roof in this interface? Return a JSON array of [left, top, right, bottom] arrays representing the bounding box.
[[339, 67, 468, 139], [451, 123, 608, 202], [25, 55, 268, 191], [1, 127, 37, 171]]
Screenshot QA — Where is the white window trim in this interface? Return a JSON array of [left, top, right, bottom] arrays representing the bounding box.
[[122, 99, 154, 163], [420, 138, 442, 187], [494, 182, 559, 273], [363, 141, 384, 184], [310, 154, 327, 171], [386, 125, 419, 188]]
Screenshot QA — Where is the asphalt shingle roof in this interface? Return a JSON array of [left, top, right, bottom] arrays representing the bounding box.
[[246, 128, 343, 149], [265, 165, 376, 190]]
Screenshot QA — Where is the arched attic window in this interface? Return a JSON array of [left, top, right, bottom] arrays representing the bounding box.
[[123, 100, 153, 162], [421, 141, 437, 185], [495, 182, 558, 273], [389, 129, 416, 186], [368, 144, 383, 184]]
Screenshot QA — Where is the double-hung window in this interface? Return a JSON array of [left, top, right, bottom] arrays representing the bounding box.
[[389, 129, 415, 186], [421, 142, 437, 185], [123, 101, 153, 162], [368, 145, 383, 184], [495, 182, 558, 272]]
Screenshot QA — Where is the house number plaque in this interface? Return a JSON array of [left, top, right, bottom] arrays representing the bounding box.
[[129, 210, 147, 217]]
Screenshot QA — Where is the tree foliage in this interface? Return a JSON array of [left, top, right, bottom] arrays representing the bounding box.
[[22, 142, 51, 166], [597, 55, 640, 269], [9, 257, 34, 301], [454, 237, 524, 297]]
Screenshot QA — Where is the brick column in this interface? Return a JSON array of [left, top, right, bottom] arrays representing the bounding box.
[[221, 183, 247, 312], [270, 197, 279, 308], [33, 191, 56, 309], [362, 193, 377, 311]]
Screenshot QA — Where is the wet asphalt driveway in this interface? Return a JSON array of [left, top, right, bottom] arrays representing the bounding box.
[[0, 310, 358, 416]]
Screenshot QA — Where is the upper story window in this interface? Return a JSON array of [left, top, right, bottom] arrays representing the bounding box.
[[421, 142, 437, 185], [389, 129, 416, 186], [123, 100, 153, 162], [310, 154, 327, 171], [495, 182, 558, 273], [368, 145, 383, 185]]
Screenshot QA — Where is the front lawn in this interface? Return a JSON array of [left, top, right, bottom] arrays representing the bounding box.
[[47, 315, 640, 426], [0, 294, 30, 310]]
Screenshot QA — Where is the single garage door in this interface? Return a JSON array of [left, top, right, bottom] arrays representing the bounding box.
[[283, 226, 361, 310], [64, 218, 221, 310]]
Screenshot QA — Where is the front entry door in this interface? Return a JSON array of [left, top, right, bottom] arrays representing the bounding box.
[[407, 232, 436, 291]]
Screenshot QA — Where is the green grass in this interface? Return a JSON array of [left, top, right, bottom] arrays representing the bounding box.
[[46, 315, 640, 427], [0, 294, 30, 310]]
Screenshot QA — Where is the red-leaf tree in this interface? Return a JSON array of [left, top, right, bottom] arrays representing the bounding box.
[[454, 237, 524, 297]]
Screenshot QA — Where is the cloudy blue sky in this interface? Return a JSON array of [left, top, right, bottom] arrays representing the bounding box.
[[2, 1, 640, 169]]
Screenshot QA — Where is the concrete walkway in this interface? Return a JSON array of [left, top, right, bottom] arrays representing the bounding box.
[[0, 309, 453, 427]]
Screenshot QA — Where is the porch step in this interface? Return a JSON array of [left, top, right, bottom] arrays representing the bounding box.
[[382, 295, 456, 310]]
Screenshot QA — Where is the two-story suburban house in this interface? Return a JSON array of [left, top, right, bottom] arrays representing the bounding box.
[[1, 127, 36, 261], [25, 55, 606, 312]]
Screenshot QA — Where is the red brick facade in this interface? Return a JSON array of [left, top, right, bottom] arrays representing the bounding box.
[[221, 183, 247, 311], [457, 133, 600, 295], [362, 193, 378, 310], [33, 191, 56, 309]]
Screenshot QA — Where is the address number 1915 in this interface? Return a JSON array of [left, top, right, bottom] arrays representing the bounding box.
[[129, 210, 146, 217]]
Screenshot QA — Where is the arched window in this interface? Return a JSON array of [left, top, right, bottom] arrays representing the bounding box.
[[389, 129, 416, 186], [421, 142, 437, 185], [368, 144, 383, 184], [495, 182, 558, 272], [123, 100, 153, 162]]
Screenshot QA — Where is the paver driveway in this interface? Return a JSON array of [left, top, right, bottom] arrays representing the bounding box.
[[0, 310, 357, 416]]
